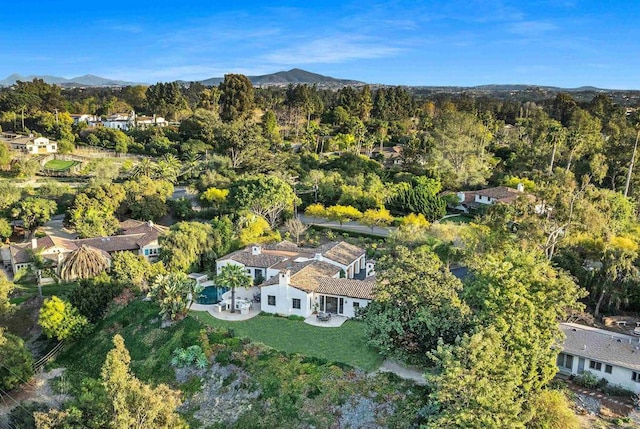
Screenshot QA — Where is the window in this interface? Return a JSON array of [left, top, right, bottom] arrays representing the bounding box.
[[605, 365, 613, 374], [148, 248, 159, 256], [267, 295, 276, 306], [589, 360, 602, 371], [556, 353, 573, 370], [633, 372, 640, 382], [353, 302, 360, 309], [292, 298, 301, 309], [144, 249, 149, 256]]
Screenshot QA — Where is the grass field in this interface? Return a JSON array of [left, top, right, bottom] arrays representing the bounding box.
[[43, 159, 81, 171], [12, 282, 77, 303], [55, 300, 383, 392], [190, 311, 382, 371], [55, 300, 202, 385], [441, 214, 473, 224]]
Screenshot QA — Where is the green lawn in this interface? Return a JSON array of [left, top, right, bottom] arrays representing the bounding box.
[[44, 159, 80, 171], [190, 311, 383, 371], [441, 214, 473, 224], [13, 282, 77, 300]]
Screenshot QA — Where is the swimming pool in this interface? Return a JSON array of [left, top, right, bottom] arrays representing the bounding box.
[[196, 286, 229, 305]]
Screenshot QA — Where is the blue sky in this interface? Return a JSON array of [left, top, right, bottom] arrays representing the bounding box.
[[1, 1, 638, 88]]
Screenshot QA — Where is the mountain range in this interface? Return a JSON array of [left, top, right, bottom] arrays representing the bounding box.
[[0, 69, 629, 97], [0, 74, 142, 87], [196, 68, 363, 87]]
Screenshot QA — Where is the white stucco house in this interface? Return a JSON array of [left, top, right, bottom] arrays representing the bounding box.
[[216, 240, 374, 318], [557, 323, 640, 393], [103, 113, 133, 131], [450, 184, 527, 213], [70, 114, 98, 125]]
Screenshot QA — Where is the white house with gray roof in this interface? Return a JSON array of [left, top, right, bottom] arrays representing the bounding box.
[[557, 323, 640, 393]]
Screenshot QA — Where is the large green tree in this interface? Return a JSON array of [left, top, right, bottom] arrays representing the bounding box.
[[364, 246, 470, 365], [12, 197, 57, 236], [160, 221, 215, 272], [227, 175, 297, 228], [101, 335, 185, 428], [219, 74, 254, 122]]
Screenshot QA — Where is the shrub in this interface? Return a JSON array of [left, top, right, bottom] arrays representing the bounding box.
[[69, 274, 124, 322], [8, 402, 50, 429], [170, 345, 208, 368], [528, 389, 580, 429], [0, 331, 34, 390], [38, 296, 91, 341], [603, 384, 635, 397], [573, 371, 598, 389]]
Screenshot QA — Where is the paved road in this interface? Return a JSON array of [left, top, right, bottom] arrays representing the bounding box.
[[298, 214, 393, 237]]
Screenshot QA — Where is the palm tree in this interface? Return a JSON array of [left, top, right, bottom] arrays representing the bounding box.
[[131, 158, 157, 178], [216, 264, 252, 313], [58, 245, 110, 281], [157, 153, 182, 183]]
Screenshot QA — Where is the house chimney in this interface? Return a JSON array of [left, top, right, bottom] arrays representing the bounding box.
[[279, 269, 290, 285], [456, 191, 466, 203], [314, 252, 323, 261], [517, 183, 525, 192], [251, 245, 261, 255], [147, 220, 154, 227], [31, 238, 37, 249]]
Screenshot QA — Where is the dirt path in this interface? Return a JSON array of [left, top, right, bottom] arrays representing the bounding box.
[[0, 368, 70, 427], [375, 359, 426, 385]]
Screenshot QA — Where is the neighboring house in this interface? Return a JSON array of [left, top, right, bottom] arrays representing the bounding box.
[[557, 323, 640, 394], [369, 145, 404, 166], [450, 184, 526, 213], [103, 112, 167, 131], [70, 114, 98, 125], [216, 240, 373, 318], [1, 133, 58, 154], [135, 114, 167, 128], [8, 220, 167, 276], [103, 113, 133, 131]]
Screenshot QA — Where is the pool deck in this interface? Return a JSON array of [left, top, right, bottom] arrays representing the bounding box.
[[190, 302, 260, 321]]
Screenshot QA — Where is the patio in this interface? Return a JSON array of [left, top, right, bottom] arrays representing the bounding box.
[[191, 302, 260, 321], [304, 313, 347, 327]]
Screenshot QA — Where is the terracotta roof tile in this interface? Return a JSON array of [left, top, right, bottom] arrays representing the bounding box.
[[315, 241, 365, 266], [316, 278, 376, 300]]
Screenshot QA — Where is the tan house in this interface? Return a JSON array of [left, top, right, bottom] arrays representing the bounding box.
[[1, 133, 58, 154], [8, 220, 166, 277]]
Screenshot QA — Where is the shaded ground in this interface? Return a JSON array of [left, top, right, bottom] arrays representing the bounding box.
[[0, 368, 71, 428]]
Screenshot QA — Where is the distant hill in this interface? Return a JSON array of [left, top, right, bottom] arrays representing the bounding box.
[[198, 68, 363, 88], [471, 84, 606, 92], [0, 73, 144, 87]]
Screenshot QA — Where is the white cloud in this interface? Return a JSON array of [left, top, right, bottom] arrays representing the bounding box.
[[263, 35, 404, 65]]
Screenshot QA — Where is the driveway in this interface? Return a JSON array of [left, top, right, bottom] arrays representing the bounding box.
[[41, 214, 77, 239], [298, 214, 393, 237]]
